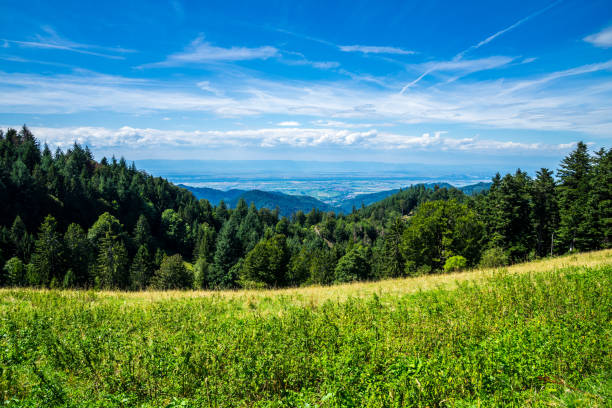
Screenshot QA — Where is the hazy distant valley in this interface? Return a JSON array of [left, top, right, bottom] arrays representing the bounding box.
[[135, 159, 495, 214]]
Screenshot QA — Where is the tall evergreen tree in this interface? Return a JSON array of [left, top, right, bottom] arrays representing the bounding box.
[[532, 168, 558, 256], [130, 245, 152, 290], [209, 216, 241, 288], [382, 217, 405, 278], [64, 223, 93, 286], [557, 142, 594, 252], [96, 231, 129, 289], [10, 215, 33, 262], [238, 203, 263, 254], [588, 148, 611, 249], [486, 171, 534, 261], [31, 215, 64, 286], [133, 214, 152, 249]]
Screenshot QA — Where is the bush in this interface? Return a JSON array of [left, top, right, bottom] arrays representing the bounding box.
[[479, 247, 509, 268], [334, 245, 371, 283], [3, 257, 26, 286], [443, 255, 467, 272], [151, 254, 192, 290]]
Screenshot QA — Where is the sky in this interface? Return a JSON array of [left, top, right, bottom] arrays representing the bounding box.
[[1, 0, 611, 167]]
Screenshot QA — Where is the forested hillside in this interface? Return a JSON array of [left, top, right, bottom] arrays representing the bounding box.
[[1, 126, 610, 290], [182, 183, 491, 216], [336, 182, 492, 213], [183, 185, 334, 216]]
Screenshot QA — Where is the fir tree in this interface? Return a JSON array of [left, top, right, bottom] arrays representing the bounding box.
[[557, 142, 594, 252], [31, 215, 64, 286], [130, 245, 152, 290], [96, 231, 128, 289], [532, 168, 558, 256]]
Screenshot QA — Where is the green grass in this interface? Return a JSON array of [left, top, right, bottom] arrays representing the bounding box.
[[1, 253, 611, 407]]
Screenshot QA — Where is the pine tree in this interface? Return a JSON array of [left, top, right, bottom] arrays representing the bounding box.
[[193, 223, 216, 262], [486, 171, 534, 261], [589, 148, 611, 248], [209, 216, 241, 288], [31, 215, 64, 286], [532, 169, 558, 256], [130, 245, 152, 290], [193, 257, 209, 289], [557, 142, 594, 252], [133, 214, 152, 249], [238, 203, 263, 254], [10, 215, 33, 262], [64, 223, 93, 286], [382, 217, 405, 277], [96, 231, 128, 289]]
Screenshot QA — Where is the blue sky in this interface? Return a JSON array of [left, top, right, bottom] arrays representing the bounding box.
[[1, 0, 611, 166]]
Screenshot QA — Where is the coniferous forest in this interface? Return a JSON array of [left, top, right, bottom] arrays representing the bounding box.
[[1, 126, 610, 290]]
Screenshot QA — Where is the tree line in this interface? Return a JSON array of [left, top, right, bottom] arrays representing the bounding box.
[[1, 126, 609, 289]]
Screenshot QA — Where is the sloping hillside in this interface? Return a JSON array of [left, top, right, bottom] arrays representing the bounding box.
[[183, 185, 333, 216], [2, 249, 610, 407], [183, 181, 492, 215]]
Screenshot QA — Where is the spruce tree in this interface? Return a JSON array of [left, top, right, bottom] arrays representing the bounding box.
[[96, 231, 128, 289], [532, 169, 558, 256], [130, 245, 152, 290], [382, 217, 405, 277], [238, 203, 263, 254], [31, 215, 64, 286], [209, 216, 241, 288], [10, 215, 33, 262], [556, 142, 594, 252], [64, 223, 93, 286], [588, 148, 611, 248], [133, 214, 152, 249]]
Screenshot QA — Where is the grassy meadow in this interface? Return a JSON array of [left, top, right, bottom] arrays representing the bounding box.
[[1, 250, 611, 407]]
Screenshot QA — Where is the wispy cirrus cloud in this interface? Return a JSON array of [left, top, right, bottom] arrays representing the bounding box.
[[401, 0, 562, 91], [454, 0, 563, 60], [2, 26, 134, 59], [1, 57, 611, 135], [584, 26, 612, 48], [141, 35, 278, 67], [284, 59, 340, 69], [339, 45, 415, 55]]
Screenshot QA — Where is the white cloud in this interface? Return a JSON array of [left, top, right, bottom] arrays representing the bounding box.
[[2, 26, 134, 59], [339, 45, 415, 55], [1, 58, 611, 136], [196, 80, 224, 96], [277, 121, 300, 126], [455, 0, 562, 60], [403, 1, 561, 90], [311, 120, 394, 128], [585, 26, 612, 48], [12, 125, 578, 154], [142, 35, 278, 67], [281, 58, 340, 69], [402, 56, 516, 91]]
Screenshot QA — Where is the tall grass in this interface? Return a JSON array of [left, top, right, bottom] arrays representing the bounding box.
[[1, 251, 611, 407]]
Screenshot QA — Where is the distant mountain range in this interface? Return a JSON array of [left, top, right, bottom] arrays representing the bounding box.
[[180, 182, 491, 217]]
